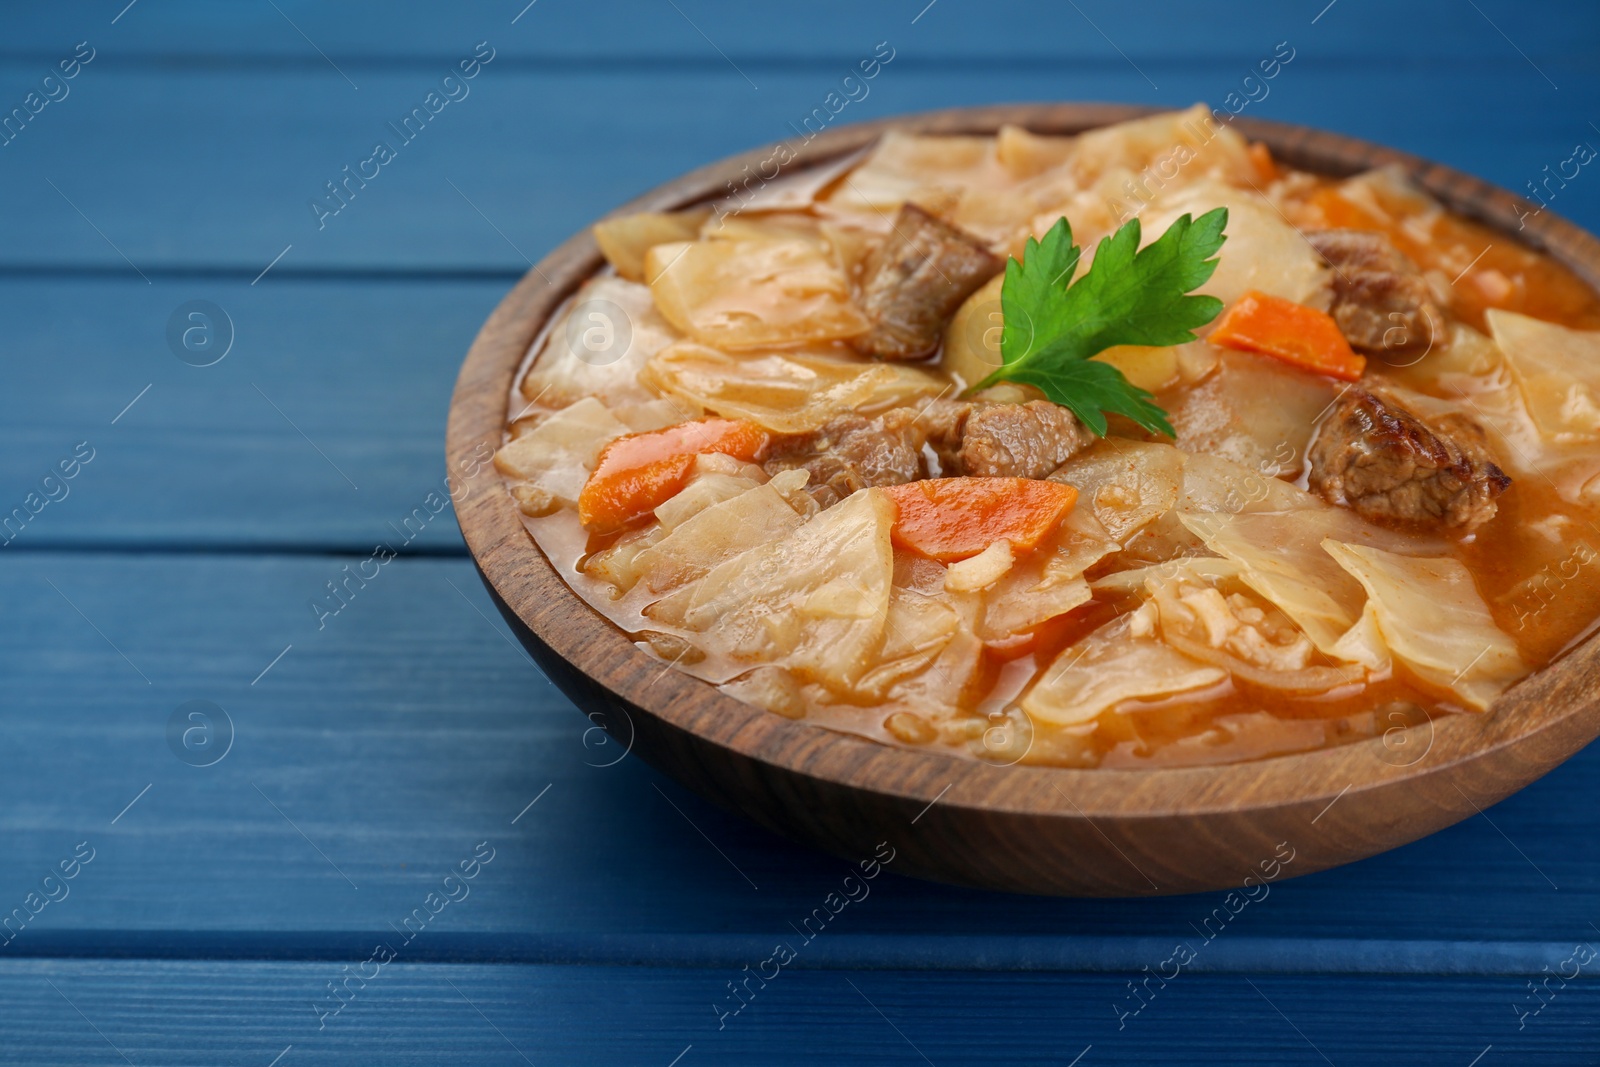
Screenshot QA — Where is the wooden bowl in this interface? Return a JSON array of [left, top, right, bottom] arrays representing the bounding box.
[[447, 103, 1600, 896]]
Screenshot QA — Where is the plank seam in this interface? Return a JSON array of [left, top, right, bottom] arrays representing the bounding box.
[[0, 54, 1587, 73], [0, 935, 1590, 977]]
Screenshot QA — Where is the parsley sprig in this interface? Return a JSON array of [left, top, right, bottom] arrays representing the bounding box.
[[973, 208, 1229, 437]]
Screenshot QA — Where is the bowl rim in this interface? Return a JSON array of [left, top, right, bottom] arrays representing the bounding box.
[[447, 101, 1600, 825]]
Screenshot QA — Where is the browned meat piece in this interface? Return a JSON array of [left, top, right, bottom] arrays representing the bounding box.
[[1306, 229, 1443, 356], [763, 408, 927, 509], [925, 398, 1091, 479], [1308, 386, 1510, 533], [853, 204, 1004, 361], [765, 397, 1089, 508]]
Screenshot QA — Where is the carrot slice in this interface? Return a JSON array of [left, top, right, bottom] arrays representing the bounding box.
[[881, 477, 1078, 563], [1248, 142, 1278, 184], [1209, 289, 1367, 381], [578, 417, 768, 533]]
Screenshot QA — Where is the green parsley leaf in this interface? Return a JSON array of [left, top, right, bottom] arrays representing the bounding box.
[[975, 208, 1229, 437]]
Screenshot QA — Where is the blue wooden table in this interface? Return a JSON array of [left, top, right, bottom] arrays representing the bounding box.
[[3, 1, 1599, 1062]]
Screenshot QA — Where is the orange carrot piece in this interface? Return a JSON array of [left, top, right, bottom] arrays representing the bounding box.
[[578, 417, 768, 532], [1248, 142, 1278, 184], [881, 477, 1078, 563], [1209, 290, 1367, 381]]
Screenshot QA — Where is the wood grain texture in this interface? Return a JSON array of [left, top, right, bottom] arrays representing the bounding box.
[[3, 0, 1592, 61], [6, 551, 1598, 951], [450, 103, 1600, 896], [0, 65, 1594, 273], [3, 959, 1596, 1066], [0, 278, 504, 552]]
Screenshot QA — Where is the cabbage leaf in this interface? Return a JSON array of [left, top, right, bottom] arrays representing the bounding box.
[[1049, 439, 1185, 543], [643, 343, 945, 434], [493, 397, 627, 510], [1487, 308, 1600, 440], [645, 238, 868, 350], [1178, 510, 1367, 658], [1322, 540, 1528, 710], [1021, 617, 1227, 726], [647, 489, 895, 692], [1179, 508, 1424, 666]]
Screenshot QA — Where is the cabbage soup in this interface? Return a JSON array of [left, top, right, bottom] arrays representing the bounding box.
[[495, 106, 1600, 768]]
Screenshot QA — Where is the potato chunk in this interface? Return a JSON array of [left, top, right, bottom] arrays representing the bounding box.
[[1166, 348, 1336, 478]]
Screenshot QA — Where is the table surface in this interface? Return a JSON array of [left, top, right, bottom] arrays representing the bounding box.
[[4, 1, 1599, 1063]]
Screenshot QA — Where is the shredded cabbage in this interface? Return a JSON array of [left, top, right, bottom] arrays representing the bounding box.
[[971, 519, 1112, 642], [1178, 510, 1367, 658], [1067, 105, 1255, 191], [593, 210, 708, 283], [868, 628, 986, 719], [1132, 451, 1320, 560], [852, 587, 963, 700], [823, 130, 998, 213], [820, 129, 1060, 242], [1091, 556, 1243, 596], [1177, 452, 1319, 513], [996, 124, 1076, 179], [1178, 507, 1430, 664], [650, 463, 764, 533], [979, 576, 1093, 644], [1143, 563, 1366, 691]]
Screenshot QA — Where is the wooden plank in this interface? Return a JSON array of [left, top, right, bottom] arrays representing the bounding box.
[[1, 0, 1592, 62], [0, 64, 1594, 273], [3, 960, 1595, 1066], [2, 551, 1598, 958], [0, 278, 503, 552]]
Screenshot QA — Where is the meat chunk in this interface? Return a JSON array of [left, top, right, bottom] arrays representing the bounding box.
[[1306, 229, 1443, 356], [764, 398, 1090, 509], [853, 204, 1004, 361], [1308, 386, 1510, 533], [925, 398, 1091, 479], [763, 408, 927, 510]]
